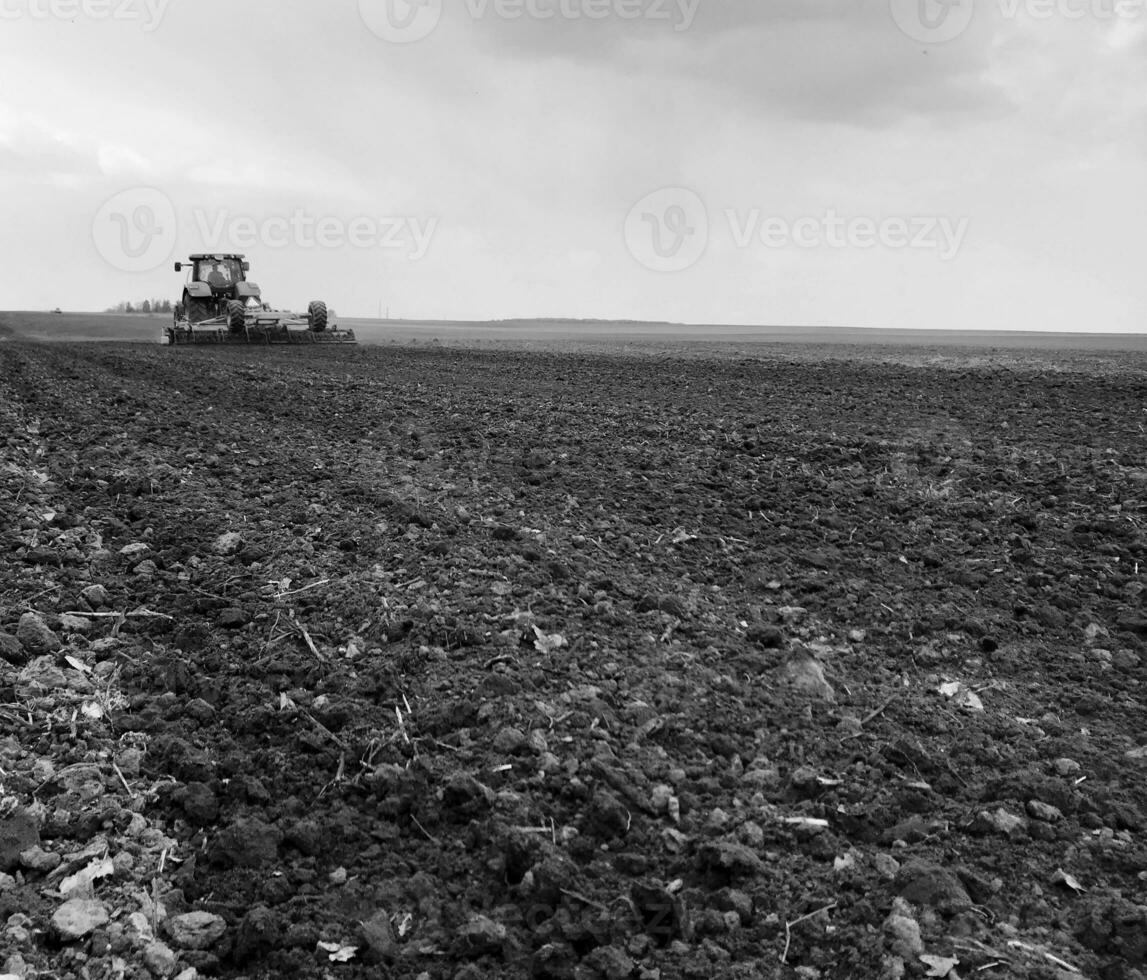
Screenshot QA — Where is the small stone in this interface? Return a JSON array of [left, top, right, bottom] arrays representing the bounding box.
[[58, 614, 92, 634], [874, 854, 901, 880], [217, 608, 247, 629], [212, 532, 244, 556], [493, 727, 528, 754], [1053, 758, 1081, 777], [16, 612, 60, 656], [884, 897, 925, 959], [117, 748, 145, 778], [442, 774, 496, 815], [585, 945, 636, 980], [0, 808, 39, 872], [183, 699, 216, 724], [453, 915, 506, 958], [789, 766, 822, 793], [836, 715, 863, 737], [126, 911, 154, 945], [0, 872, 17, 892], [1113, 649, 1141, 670], [741, 767, 780, 789], [713, 889, 753, 924], [208, 819, 282, 869], [166, 911, 226, 951], [970, 808, 1028, 838], [19, 846, 61, 872], [736, 821, 764, 849], [706, 809, 730, 832], [1027, 800, 1063, 823], [233, 906, 282, 965], [81, 585, 111, 609], [360, 910, 397, 960], [143, 940, 177, 977], [697, 840, 765, 879], [748, 625, 786, 649], [178, 783, 218, 826], [636, 594, 688, 617], [651, 785, 675, 814], [584, 790, 632, 839], [779, 651, 835, 702], [894, 861, 973, 914], [777, 606, 808, 624], [491, 524, 519, 541], [1035, 605, 1067, 630], [631, 881, 690, 943], [0, 631, 27, 666], [51, 899, 110, 941]]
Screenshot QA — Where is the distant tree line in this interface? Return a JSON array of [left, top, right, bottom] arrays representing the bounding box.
[[105, 299, 174, 314]]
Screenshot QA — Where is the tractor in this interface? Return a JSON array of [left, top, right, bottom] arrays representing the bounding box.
[[164, 254, 356, 345]]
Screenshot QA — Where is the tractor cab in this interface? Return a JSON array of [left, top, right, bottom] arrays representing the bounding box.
[[175, 254, 262, 323], [193, 256, 246, 289]]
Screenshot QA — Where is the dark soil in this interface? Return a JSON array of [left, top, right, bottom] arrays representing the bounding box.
[[1, 333, 1145, 980]]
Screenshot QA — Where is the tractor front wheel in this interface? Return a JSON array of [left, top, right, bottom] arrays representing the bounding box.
[[308, 300, 328, 333], [227, 300, 247, 334]]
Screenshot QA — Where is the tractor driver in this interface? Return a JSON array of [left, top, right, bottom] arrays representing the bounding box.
[[201, 261, 231, 286]]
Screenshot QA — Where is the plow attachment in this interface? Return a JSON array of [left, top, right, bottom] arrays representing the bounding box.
[[164, 322, 358, 346], [163, 309, 357, 347]]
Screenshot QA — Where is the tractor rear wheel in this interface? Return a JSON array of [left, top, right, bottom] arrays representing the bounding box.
[[227, 300, 247, 334], [185, 293, 213, 324], [308, 300, 328, 333]]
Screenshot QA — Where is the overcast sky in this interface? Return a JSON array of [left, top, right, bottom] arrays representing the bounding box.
[[0, 0, 1143, 331]]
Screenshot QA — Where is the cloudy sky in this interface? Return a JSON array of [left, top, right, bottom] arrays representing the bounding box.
[[0, 0, 1143, 331]]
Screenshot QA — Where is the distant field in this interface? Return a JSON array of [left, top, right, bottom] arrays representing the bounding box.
[[343, 316, 1147, 352], [3, 311, 1146, 373], [0, 311, 166, 343]]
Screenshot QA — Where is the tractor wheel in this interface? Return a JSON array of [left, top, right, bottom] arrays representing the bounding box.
[[308, 300, 328, 333], [185, 293, 213, 324], [227, 300, 247, 334]]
